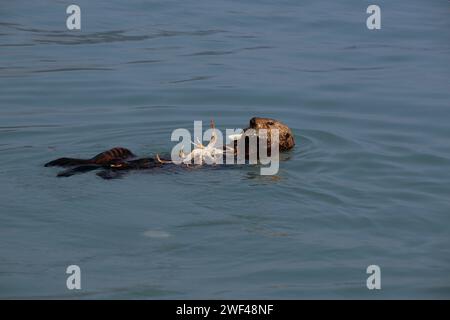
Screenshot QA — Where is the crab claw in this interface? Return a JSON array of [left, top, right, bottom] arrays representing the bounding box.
[[179, 148, 186, 159], [208, 131, 217, 148], [192, 137, 204, 149]]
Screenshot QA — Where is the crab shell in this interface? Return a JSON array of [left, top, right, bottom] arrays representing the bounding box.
[[181, 128, 228, 164]]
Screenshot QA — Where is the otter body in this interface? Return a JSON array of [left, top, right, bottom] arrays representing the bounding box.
[[45, 117, 295, 179], [45, 149, 170, 179], [44, 147, 136, 167]]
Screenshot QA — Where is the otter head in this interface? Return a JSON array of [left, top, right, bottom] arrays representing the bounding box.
[[244, 117, 295, 152]]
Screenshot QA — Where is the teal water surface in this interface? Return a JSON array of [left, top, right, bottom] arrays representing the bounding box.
[[0, 0, 449, 298]]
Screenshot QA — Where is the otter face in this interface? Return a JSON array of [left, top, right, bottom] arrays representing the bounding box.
[[245, 117, 295, 151]]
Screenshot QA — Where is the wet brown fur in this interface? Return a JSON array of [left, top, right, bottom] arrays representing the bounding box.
[[45, 117, 294, 178]]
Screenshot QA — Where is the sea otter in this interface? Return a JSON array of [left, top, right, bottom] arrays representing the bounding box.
[[45, 117, 295, 179]]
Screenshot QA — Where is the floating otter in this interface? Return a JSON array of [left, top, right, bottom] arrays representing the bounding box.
[[45, 117, 295, 179]]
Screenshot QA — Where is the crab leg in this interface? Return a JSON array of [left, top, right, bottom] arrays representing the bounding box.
[[156, 154, 172, 164]]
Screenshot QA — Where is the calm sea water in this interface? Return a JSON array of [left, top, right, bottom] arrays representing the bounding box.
[[1, 0, 449, 299]]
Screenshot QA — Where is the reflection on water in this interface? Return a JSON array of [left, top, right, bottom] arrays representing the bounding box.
[[0, 0, 450, 299]]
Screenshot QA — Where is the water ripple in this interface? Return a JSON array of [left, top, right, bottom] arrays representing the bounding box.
[[32, 67, 113, 73]]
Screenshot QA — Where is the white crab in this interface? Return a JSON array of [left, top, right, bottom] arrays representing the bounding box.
[[156, 120, 238, 166], [180, 135, 223, 165], [180, 121, 235, 165]]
